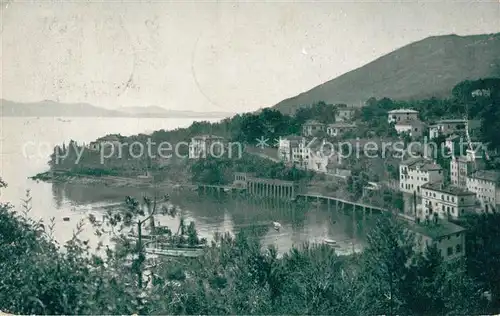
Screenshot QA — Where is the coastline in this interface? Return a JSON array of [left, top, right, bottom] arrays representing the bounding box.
[[30, 170, 195, 190]]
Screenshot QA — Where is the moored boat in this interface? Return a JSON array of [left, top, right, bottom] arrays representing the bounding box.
[[272, 221, 282, 231], [323, 238, 339, 247]]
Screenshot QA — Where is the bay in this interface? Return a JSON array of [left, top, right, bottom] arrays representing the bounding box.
[[0, 117, 378, 255]]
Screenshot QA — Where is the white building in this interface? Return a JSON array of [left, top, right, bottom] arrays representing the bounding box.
[[287, 140, 336, 173], [188, 135, 225, 159], [336, 106, 356, 122], [278, 136, 305, 163], [467, 170, 500, 212], [399, 157, 444, 196], [395, 120, 425, 138], [302, 120, 325, 137], [428, 119, 480, 139], [308, 149, 329, 173], [388, 109, 419, 124], [407, 219, 466, 262], [291, 141, 311, 169], [326, 123, 356, 137], [450, 148, 486, 189], [420, 182, 477, 220], [471, 89, 491, 98], [444, 134, 462, 154], [89, 134, 122, 152]]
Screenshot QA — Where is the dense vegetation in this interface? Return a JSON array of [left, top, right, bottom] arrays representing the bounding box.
[[2, 174, 498, 314]]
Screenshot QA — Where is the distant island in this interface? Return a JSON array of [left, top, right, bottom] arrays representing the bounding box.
[[0, 99, 235, 118]]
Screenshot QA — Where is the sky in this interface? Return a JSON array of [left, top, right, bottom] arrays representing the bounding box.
[[1, 1, 499, 113]]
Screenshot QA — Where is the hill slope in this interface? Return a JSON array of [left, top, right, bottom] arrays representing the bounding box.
[[273, 33, 500, 114]]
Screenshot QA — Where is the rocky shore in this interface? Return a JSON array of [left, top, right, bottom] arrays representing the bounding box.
[[30, 171, 194, 190]]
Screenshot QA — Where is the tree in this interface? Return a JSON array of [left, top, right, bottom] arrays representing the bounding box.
[[358, 215, 415, 315]]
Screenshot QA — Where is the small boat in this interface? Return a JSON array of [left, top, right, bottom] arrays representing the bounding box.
[[323, 238, 338, 246], [272, 221, 282, 231]]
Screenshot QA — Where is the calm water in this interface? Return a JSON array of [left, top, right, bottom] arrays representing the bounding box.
[[0, 117, 378, 255]]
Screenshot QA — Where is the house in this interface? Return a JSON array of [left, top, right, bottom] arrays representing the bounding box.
[[471, 89, 491, 98], [428, 119, 480, 139], [450, 146, 487, 189], [394, 120, 425, 138], [333, 168, 352, 180], [278, 136, 305, 163], [291, 140, 311, 169], [399, 157, 444, 196], [336, 105, 356, 122], [289, 140, 331, 172], [188, 135, 225, 159], [308, 149, 329, 173], [302, 120, 325, 137], [89, 134, 123, 152], [420, 182, 477, 221], [406, 218, 466, 262], [387, 109, 419, 124], [326, 123, 356, 137], [466, 170, 500, 212]]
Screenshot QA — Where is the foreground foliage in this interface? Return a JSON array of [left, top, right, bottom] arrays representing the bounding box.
[[0, 176, 493, 315]]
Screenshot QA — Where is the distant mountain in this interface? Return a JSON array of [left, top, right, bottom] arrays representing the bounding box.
[[273, 33, 500, 114], [119, 105, 234, 118], [0, 99, 234, 118]]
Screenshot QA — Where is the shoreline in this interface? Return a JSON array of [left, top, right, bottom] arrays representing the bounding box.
[[30, 170, 195, 190]]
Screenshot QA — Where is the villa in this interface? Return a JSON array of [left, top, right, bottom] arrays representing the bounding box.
[[387, 109, 419, 124]]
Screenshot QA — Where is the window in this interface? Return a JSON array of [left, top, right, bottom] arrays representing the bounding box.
[[456, 244, 462, 253], [447, 247, 453, 256]]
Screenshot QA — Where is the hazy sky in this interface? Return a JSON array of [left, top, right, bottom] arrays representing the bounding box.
[[1, 1, 499, 113]]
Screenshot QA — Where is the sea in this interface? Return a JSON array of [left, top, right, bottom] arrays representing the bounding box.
[[0, 117, 378, 255]]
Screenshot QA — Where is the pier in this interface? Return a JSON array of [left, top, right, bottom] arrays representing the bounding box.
[[197, 172, 302, 201], [298, 193, 386, 214], [195, 173, 407, 219]]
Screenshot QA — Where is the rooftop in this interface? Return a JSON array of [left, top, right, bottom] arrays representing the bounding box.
[[281, 135, 305, 142], [327, 123, 356, 128], [388, 109, 418, 114], [422, 182, 476, 196], [401, 157, 442, 171], [405, 219, 466, 239], [192, 135, 224, 140], [435, 118, 467, 124], [401, 156, 431, 167], [420, 163, 443, 171], [469, 170, 500, 184], [303, 120, 324, 126]]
